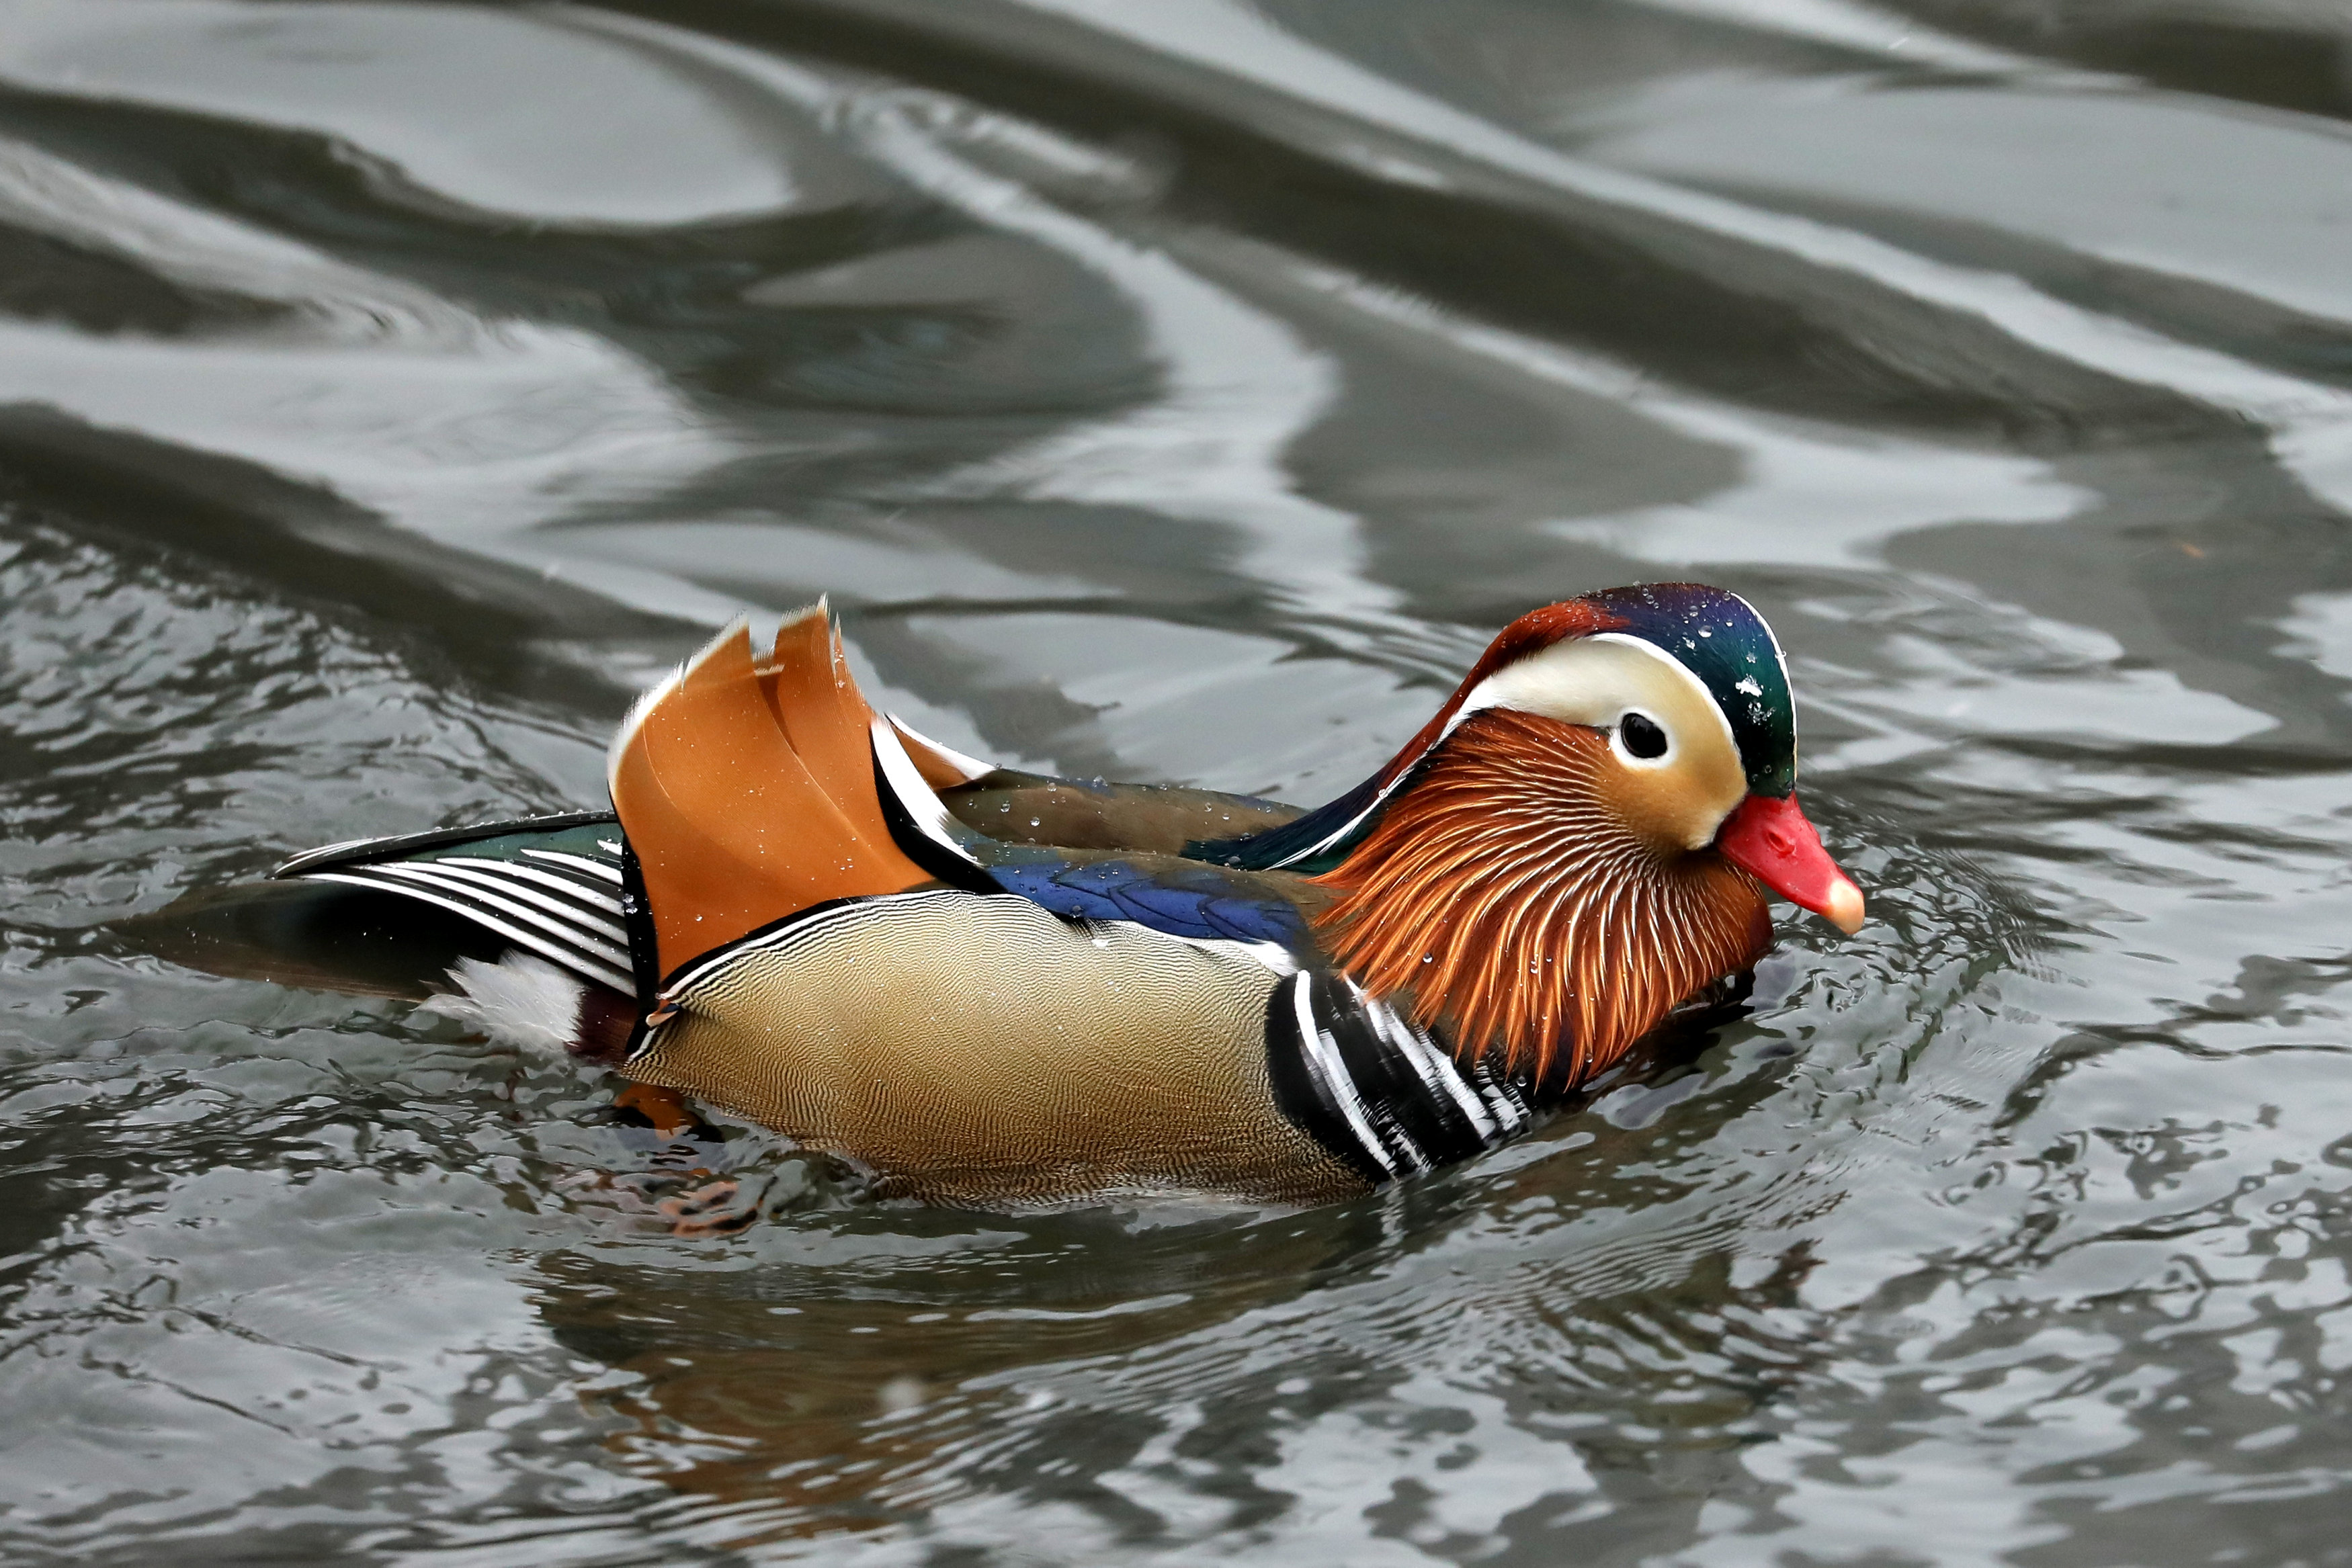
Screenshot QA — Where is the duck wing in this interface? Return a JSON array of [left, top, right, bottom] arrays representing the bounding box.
[[117, 814, 632, 1000], [937, 770, 1302, 857], [867, 713, 1327, 963], [136, 603, 1314, 1002]]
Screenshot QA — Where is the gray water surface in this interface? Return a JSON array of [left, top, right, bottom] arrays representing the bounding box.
[[5, 1, 2352, 1562]]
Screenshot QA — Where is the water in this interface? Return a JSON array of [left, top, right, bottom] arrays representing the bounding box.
[[3, 0, 2350, 1560]]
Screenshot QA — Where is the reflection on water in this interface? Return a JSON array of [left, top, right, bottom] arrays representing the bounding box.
[[5, 0, 2352, 1560]]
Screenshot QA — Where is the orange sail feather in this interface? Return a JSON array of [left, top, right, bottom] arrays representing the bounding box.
[[608, 609, 935, 982]]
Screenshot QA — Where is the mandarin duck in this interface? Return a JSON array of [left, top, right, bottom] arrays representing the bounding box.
[[144, 584, 1863, 1207]]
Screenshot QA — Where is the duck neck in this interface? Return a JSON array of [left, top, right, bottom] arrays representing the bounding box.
[[1309, 710, 1770, 1084]]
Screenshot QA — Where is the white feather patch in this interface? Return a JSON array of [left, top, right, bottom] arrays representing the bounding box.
[[419, 953, 587, 1059]]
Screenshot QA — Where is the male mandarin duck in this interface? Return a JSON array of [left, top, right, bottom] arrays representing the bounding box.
[[149, 584, 1863, 1207]]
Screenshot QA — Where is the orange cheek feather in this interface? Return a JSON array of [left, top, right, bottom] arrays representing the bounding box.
[[1312, 711, 1771, 1086]]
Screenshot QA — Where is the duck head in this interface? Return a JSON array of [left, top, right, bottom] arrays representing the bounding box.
[[1213, 584, 1862, 1083]]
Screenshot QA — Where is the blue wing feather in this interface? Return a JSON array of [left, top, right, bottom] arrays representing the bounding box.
[[866, 727, 1313, 952], [980, 857, 1308, 950]]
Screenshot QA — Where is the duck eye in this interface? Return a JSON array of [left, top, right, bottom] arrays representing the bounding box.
[[1618, 711, 1668, 760]]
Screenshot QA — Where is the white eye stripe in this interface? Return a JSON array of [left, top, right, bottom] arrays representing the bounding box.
[[1272, 631, 1747, 871], [1452, 633, 1749, 848], [1453, 634, 1736, 756]]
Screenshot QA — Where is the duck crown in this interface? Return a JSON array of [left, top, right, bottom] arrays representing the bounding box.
[[1574, 583, 1794, 797], [1196, 582, 1796, 874]]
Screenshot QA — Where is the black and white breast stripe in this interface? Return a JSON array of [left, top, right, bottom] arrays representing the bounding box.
[[296, 838, 636, 997], [1265, 971, 1529, 1184]]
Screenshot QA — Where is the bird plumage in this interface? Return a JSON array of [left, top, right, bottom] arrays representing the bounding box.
[[1313, 709, 1770, 1084], [130, 584, 1863, 1207]]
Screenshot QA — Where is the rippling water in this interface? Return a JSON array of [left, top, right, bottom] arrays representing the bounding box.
[[5, 1, 2352, 1560]]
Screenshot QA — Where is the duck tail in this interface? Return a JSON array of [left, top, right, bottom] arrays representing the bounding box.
[[417, 951, 636, 1064]]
